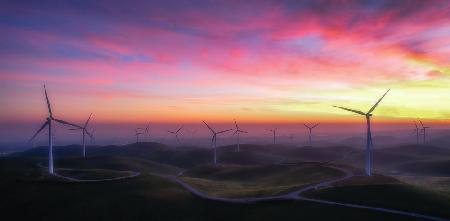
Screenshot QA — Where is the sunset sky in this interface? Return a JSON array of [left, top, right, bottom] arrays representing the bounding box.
[[1, 0, 450, 125]]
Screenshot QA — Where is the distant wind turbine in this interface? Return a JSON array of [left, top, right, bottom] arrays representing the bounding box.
[[419, 120, 430, 144], [29, 85, 82, 174], [135, 129, 143, 143], [333, 89, 390, 176], [69, 113, 94, 158], [203, 121, 232, 165], [137, 123, 151, 142], [413, 121, 420, 145], [288, 134, 295, 144], [232, 119, 248, 152], [168, 125, 183, 148], [267, 128, 277, 144], [304, 123, 319, 146]]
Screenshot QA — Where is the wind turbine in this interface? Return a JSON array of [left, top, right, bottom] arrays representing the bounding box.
[[413, 121, 420, 144], [233, 119, 248, 152], [203, 121, 232, 165], [288, 134, 295, 144], [268, 128, 277, 144], [419, 120, 430, 144], [168, 125, 183, 148], [333, 89, 390, 176], [304, 123, 319, 146], [29, 85, 82, 175], [137, 123, 150, 142], [69, 113, 93, 158], [135, 129, 143, 143]]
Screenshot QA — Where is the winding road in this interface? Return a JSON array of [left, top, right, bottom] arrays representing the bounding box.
[[165, 166, 450, 221], [37, 162, 141, 183], [38, 161, 449, 220]]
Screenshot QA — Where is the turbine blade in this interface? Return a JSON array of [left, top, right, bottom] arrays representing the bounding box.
[[238, 130, 248, 133], [217, 129, 232, 134], [86, 130, 94, 140], [176, 125, 183, 133], [332, 105, 366, 115], [84, 113, 93, 128], [53, 118, 82, 128], [234, 119, 238, 129], [419, 120, 425, 127], [43, 85, 53, 118], [367, 89, 390, 114], [303, 124, 311, 129], [312, 123, 319, 128], [202, 120, 215, 133], [29, 121, 49, 142]]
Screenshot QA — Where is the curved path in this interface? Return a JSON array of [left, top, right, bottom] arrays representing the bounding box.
[[166, 166, 449, 221], [37, 162, 141, 183]]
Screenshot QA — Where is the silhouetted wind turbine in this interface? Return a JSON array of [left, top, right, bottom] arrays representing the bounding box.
[[419, 120, 430, 144], [268, 128, 277, 144], [69, 113, 93, 158], [304, 123, 319, 146], [288, 134, 295, 144], [135, 129, 143, 143], [233, 119, 248, 152], [137, 123, 150, 142], [333, 89, 390, 176], [413, 121, 420, 145], [203, 121, 232, 165], [29, 85, 81, 174], [168, 126, 183, 148]]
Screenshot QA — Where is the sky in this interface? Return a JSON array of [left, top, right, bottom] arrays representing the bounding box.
[[1, 0, 450, 129]]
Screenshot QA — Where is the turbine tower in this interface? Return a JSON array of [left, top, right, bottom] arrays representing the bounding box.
[[419, 120, 430, 144], [233, 119, 248, 152], [168, 125, 183, 148], [203, 121, 232, 165], [304, 123, 319, 146], [69, 113, 94, 158], [333, 89, 390, 176], [29, 85, 81, 174], [268, 128, 277, 144]]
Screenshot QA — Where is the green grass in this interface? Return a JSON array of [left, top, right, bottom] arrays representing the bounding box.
[[53, 155, 182, 175], [56, 168, 133, 180], [0, 156, 442, 221], [306, 177, 450, 219], [181, 163, 344, 198]]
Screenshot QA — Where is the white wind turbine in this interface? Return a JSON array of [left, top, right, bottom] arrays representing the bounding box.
[[304, 123, 319, 146], [203, 121, 232, 165], [333, 89, 390, 176], [69, 113, 93, 158], [233, 119, 248, 152], [29, 85, 81, 174]]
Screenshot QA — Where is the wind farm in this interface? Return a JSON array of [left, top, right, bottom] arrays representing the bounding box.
[[2, 1, 450, 221]]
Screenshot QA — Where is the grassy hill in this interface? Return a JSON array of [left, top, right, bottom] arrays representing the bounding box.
[[181, 163, 344, 198], [305, 175, 450, 219], [0, 156, 443, 221]]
